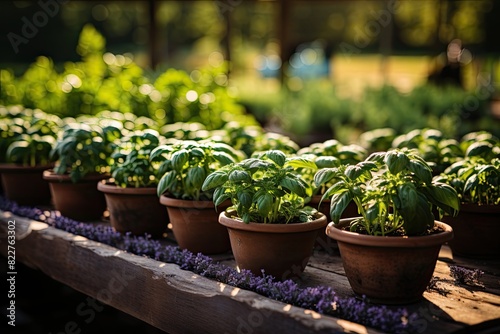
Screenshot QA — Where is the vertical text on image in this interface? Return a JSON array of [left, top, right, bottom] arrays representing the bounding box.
[[6, 219, 17, 327]]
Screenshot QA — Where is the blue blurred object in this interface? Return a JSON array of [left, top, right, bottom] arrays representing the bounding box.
[[256, 40, 331, 79], [287, 40, 331, 78]]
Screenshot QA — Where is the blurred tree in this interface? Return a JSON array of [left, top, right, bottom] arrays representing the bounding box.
[[395, 0, 440, 47], [394, 0, 493, 49]]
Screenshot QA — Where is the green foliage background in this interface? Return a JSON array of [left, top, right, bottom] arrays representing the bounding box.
[[0, 25, 256, 130], [1, 24, 499, 148]]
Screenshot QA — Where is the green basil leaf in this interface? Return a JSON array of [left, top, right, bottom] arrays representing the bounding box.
[[465, 141, 493, 158], [212, 151, 237, 166], [171, 149, 188, 172], [187, 166, 206, 190], [330, 190, 353, 224], [408, 159, 433, 184], [426, 182, 460, 216], [237, 191, 252, 210], [266, 150, 287, 167], [157, 171, 175, 196], [314, 156, 340, 169], [345, 161, 377, 181], [397, 183, 418, 221], [202, 170, 229, 191], [285, 156, 317, 170], [280, 175, 307, 197], [256, 193, 273, 218], [314, 167, 340, 187], [213, 186, 230, 207], [229, 169, 252, 183], [384, 150, 409, 174], [402, 192, 434, 235]]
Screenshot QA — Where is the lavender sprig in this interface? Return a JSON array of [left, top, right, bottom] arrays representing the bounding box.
[[450, 265, 484, 287]]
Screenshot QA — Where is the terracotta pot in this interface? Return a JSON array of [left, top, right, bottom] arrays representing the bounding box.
[[0, 164, 52, 205], [97, 181, 169, 238], [326, 218, 453, 304], [219, 211, 328, 280], [159, 195, 231, 254], [442, 203, 500, 258], [43, 170, 108, 221]]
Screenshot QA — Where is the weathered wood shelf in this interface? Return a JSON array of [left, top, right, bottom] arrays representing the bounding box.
[[1, 210, 499, 334]]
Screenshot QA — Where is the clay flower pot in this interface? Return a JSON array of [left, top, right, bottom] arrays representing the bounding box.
[[159, 195, 231, 254], [442, 203, 500, 258], [326, 218, 453, 304], [0, 164, 52, 205], [43, 170, 108, 221], [218, 211, 328, 280], [97, 181, 169, 238]]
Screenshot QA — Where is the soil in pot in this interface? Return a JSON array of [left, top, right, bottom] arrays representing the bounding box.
[[43, 171, 108, 222], [159, 195, 231, 254], [98, 181, 169, 238], [326, 218, 454, 304], [442, 204, 500, 258], [0, 164, 52, 205], [219, 211, 328, 280]]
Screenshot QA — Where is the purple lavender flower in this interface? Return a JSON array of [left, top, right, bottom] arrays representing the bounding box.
[[450, 265, 484, 287]]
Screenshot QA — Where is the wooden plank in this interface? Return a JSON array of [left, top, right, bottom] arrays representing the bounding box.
[[0, 211, 385, 334], [2, 209, 500, 333]]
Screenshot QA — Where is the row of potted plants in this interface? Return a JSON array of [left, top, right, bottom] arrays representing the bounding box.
[[2, 105, 496, 179], [1, 107, 499, 304], [199, 145, 498, 303]]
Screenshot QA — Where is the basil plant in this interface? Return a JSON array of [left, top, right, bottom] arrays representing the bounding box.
[[151, 140, 244, 201], [110, 130, 164, 188], [202, 150, 318, 224], [51, 123, 120, 183], [315, 148, 460, 236], [435, 157, 500, 206]]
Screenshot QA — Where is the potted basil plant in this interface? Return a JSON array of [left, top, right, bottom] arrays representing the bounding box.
[[392, 128, 464, 175], [436, 156, 500, 258], [0, 109, 62, 205], [43, 123, 120, 221], [1, 134, 56, 205], [97, 130, 169, 237], [297, 139, 366, 218], [202, 150, 327, 280], [151, 140, 243, 254], [315, 148, 459, 304]]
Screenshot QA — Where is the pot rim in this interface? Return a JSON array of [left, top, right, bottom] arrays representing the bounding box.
[[43, 169, 109, 183], [309, 195, 330, 203], [97, 180, 158, 195], [459, 203, 500, 214], [159, 194, 229, 209], [326, 217, 453, 248], [218, 211, 328, 234]]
